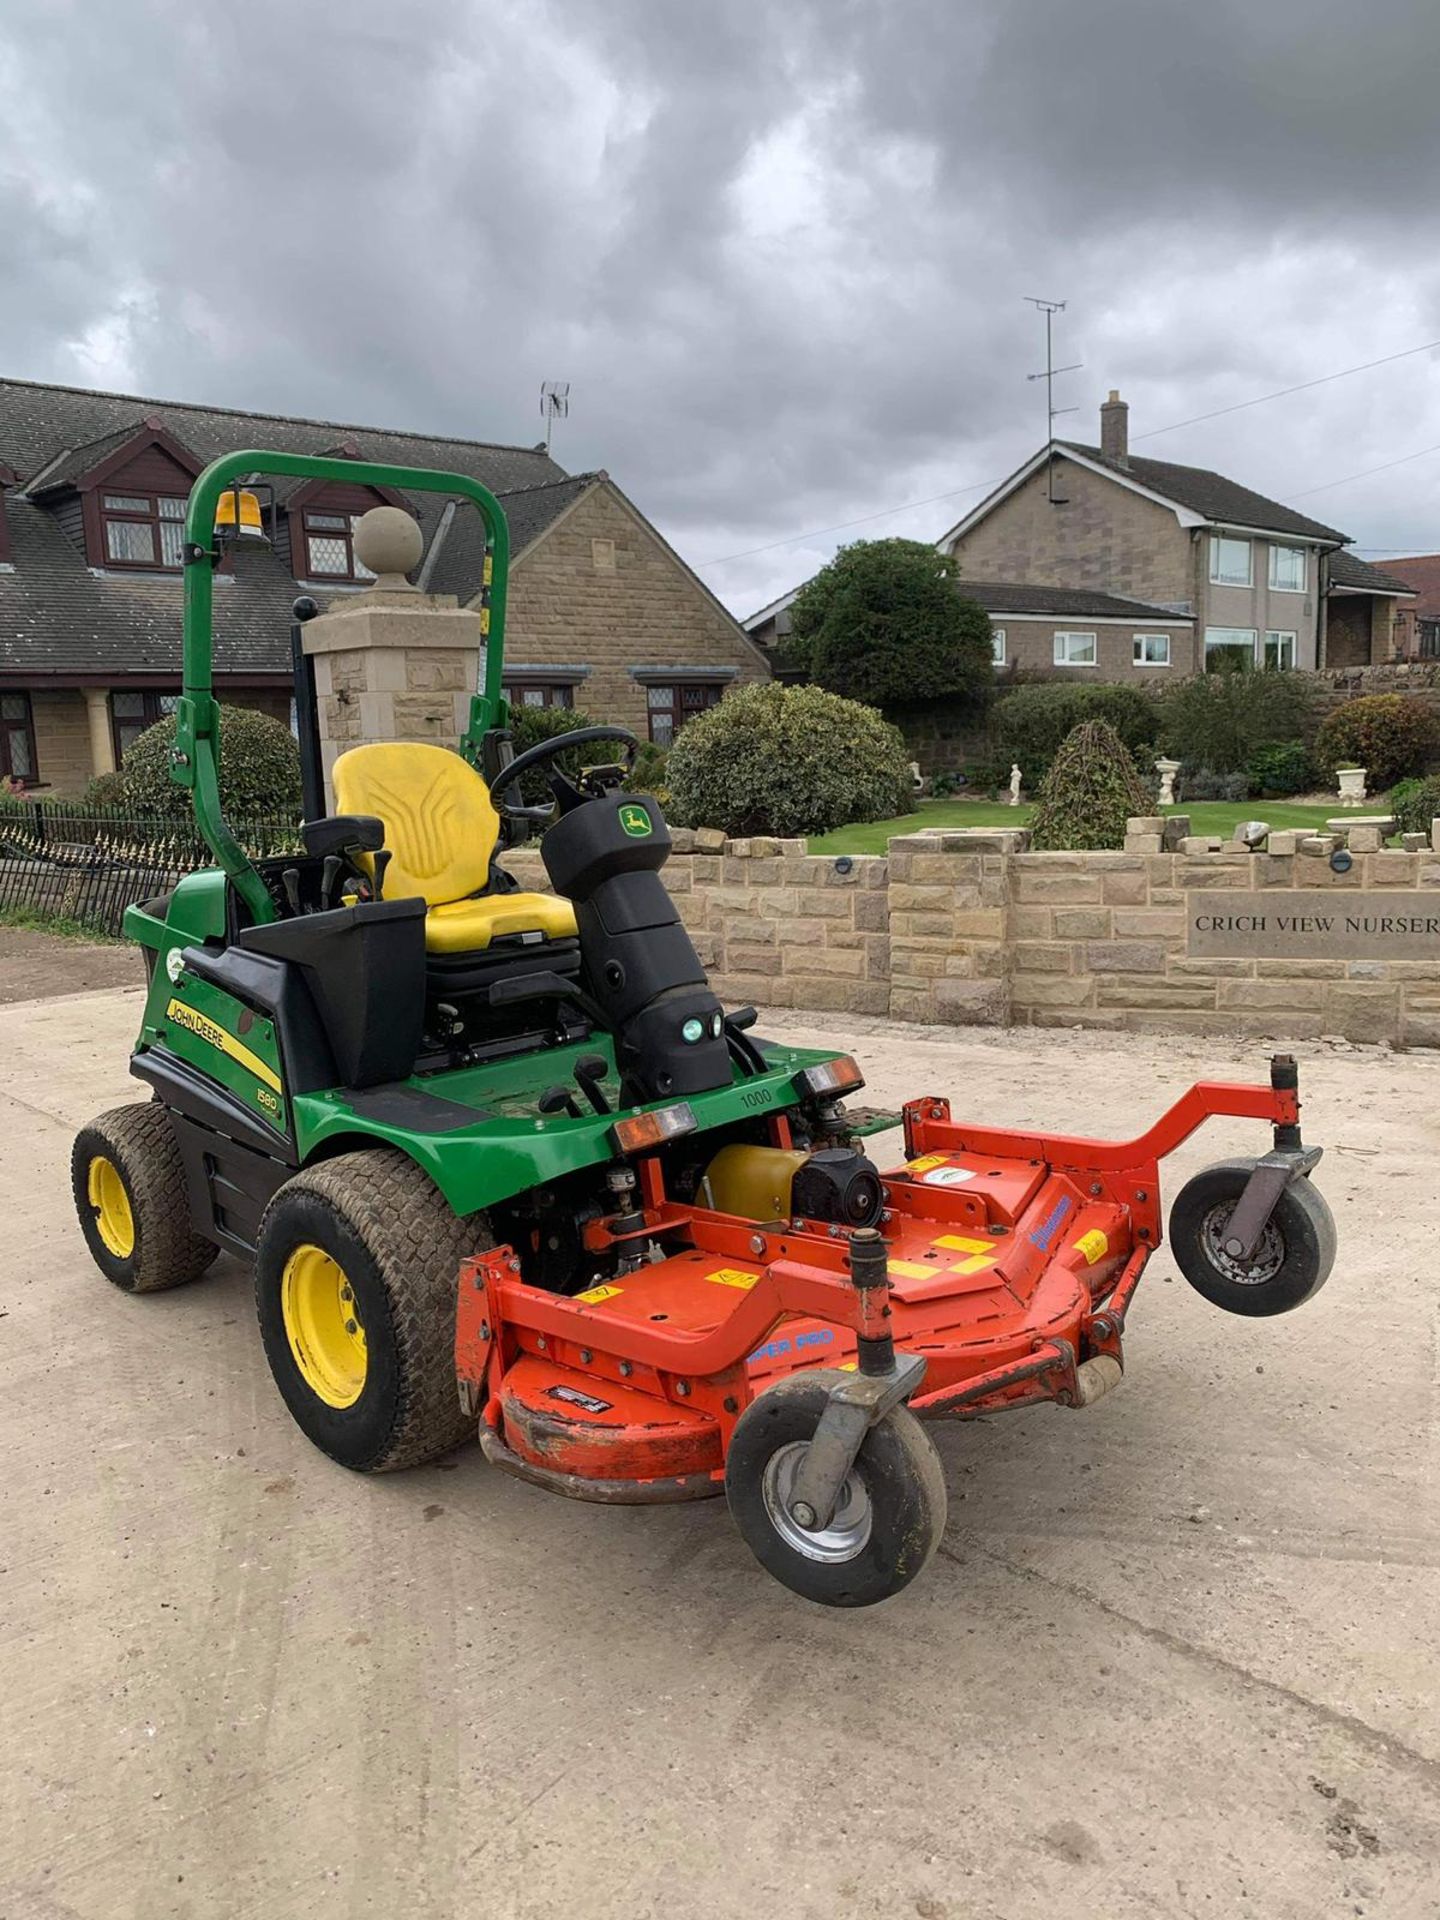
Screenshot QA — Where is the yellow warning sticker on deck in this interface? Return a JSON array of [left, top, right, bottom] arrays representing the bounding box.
[[1074, 1229, 1110, 1266], [906, 1154, 948, 1173], [935, 1234, 993, 1254], [888, 1259, 941, 1280], [575, 1283, 623, 1305], [706, 1268, 761, 1290], [950, 1254, 995, 1276]]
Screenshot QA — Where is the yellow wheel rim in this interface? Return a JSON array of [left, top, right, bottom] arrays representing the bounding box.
[[88, 1155, 136, 1260], [280, 1243, 368, 1408]]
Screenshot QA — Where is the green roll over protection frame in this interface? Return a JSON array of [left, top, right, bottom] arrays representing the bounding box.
[[173, 451, 513, 926]]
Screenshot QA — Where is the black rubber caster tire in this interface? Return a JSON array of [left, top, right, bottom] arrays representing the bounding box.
[[255, 1149, 492, 1473], [725, 1370, 947, 1607], [1168, 1156, 1336, 1317], [72, 1104, 218, 1293]]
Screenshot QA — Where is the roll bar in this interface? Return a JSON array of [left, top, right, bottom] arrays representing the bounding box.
[[174, 450, 511, 923]]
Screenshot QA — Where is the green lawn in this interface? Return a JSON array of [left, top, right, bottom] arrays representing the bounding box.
[[805, 798, 1353, 857]]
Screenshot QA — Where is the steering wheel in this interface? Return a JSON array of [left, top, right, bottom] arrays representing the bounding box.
[[487, 725, 639, 822]]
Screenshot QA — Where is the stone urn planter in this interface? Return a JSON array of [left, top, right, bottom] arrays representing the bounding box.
[[1154, 756, 1182, 808], [1337, 766, 1367, 809]]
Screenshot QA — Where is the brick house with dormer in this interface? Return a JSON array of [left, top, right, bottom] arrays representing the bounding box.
[[0, 378, 766, 791]]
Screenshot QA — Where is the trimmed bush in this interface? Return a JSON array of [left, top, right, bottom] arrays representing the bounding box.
[[1313, 694, 1439, 790], [82, 770, 128, 808], [666, 682, 914, 838], [622, 741, 670, 810], [791, 539, 995, 717], [1029, 719, 1152, 852], [1388, 774, 1440, 838], [994, 681, 1158, 790], [1159, 668, 1311, 776], [506, 702, 602, 804], [120, 704, 301, 819], [1245, 739, 1313, 798]]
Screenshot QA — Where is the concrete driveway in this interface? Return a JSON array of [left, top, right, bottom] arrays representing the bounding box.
[[2, 983, 1438, 1920]]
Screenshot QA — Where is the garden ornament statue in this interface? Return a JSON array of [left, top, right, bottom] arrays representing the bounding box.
[[1337, 765, 1367, 809], [1008, 763, 1022, 806], [1155, 756, 1182, 807]]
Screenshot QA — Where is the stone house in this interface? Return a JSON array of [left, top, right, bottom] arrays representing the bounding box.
[[1379, 553, 1440, 659], [0, 378, 766, 792], [940, 392, 1416, 676]]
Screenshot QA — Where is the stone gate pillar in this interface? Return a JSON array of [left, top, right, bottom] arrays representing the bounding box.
[[300, 506, 484, 800]]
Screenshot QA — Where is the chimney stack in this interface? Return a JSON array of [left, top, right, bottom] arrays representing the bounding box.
[[1100, 389, 1129, 465]]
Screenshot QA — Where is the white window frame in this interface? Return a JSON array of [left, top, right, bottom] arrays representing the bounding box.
[[1264, 629, 1296, 670], [1133, 632, 1171, 668], [1204, 626, 1259, 668], [1210, 534, 1252, 587], [1054, 630, 1097, 667], [991, 627, 1006, 665], [1268, 544, 1306, 593]]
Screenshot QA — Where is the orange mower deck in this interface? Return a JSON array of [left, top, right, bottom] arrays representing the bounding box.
[[457, 1072, 1301, 1501]]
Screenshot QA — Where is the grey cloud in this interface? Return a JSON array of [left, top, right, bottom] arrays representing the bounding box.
[[2, 0, 1439, 620]]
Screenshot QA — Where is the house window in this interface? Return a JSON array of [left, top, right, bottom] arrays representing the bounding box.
[[1204, 627, 1258, 671], [1210, 535, 1252, 587], [302, 510, 377, 583], [1269, 545, 1306, 592], [1264, 630, 1296, 670], [504, 683, 575, 710], [1, 693, 37, 783], [646, 681, 722, 746], [101, 493, 187, 570], [991, 628, 1006, 665], [111, 690, 180, 763], [1053, 631, 1097, 667], [1133, 633, 1171, 667], [1419, 619, 1440, 661]]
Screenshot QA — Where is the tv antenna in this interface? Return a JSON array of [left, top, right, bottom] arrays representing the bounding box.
[[540, 380, 570, 453], [1025, 298, 1081, 503]]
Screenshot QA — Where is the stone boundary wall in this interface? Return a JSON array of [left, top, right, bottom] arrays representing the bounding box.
[[502, 815, 1440, 1046]]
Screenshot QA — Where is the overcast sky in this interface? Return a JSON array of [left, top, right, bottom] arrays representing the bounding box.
[[4, 0, 1440, 616]]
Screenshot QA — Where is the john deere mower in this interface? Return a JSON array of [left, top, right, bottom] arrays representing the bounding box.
[[73, 452, 1337, 1606]]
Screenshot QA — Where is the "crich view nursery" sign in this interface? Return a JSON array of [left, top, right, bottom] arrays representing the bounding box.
[[1188, 890, 1440, 962]]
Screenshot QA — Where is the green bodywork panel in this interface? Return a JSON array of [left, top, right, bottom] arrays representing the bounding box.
[[124, 870, 876, 1216]]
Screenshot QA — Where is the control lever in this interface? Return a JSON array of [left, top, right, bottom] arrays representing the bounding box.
[[281, 867, 303, 917], [372, 848, 392, 901], [320, 853, 343, 911], [538, 1085, 584, 1119], [573, 1054, 612, 1116]]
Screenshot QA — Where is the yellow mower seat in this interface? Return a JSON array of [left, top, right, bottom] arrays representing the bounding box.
[[331, 741, 577, 953]]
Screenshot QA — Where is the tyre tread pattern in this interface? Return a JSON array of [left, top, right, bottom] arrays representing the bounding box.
[[73, 1104, 218, 1293], [258, 1150, 489, 1471]]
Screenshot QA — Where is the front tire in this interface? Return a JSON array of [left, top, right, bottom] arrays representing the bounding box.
[[725, 1371, 947, 1606], [1168, 1157, 1336, 1317], [72, 1105, 218, 1293], [255, 1150, 491, 1472]]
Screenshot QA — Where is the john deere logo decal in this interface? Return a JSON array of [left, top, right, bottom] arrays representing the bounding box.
[[619, 803, 651, 837]]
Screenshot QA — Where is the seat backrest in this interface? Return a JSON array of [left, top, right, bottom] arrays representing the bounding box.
[[332, 743, 500, 908]]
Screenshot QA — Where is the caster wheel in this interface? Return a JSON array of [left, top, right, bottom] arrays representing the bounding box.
[[1168, 1157, 1336, 1317], [725, 1371, 947, 1607], [72, 1105, 218, 1293]]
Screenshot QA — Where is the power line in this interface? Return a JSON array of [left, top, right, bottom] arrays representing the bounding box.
[[694, 335, 1440, 572], [1132, 339, 1440, 443], [1288, 440, 1440, 499]]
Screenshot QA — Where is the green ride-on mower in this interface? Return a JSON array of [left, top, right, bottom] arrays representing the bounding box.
[[74, 451, 1337, 1606]]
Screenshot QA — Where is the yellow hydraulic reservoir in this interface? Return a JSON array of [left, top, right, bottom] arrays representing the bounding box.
[[700, 1144, 812, 1223]]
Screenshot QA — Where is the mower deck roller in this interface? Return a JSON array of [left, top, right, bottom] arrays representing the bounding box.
[[73, 449, 1337, 1609]]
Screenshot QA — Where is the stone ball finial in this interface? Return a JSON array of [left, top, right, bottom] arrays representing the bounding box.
[[353, 506, 422, 590]]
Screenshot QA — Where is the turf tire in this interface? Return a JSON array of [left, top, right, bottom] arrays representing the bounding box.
[[1168, 1156, 1336, 1317], [255, 1149, 491, 1472], [72, 1104, 219, 1293], [725, 1370, 947, 1607]]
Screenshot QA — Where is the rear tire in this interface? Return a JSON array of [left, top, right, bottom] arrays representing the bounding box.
[[72, 1105, 218, 1293], [725, 1371, 947, 1606], [1168, 1157, 1336, 1317], [255, 1149, 491, 1472]]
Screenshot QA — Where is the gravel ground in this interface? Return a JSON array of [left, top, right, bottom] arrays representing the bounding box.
[[1, 986, 1437, 1920]]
